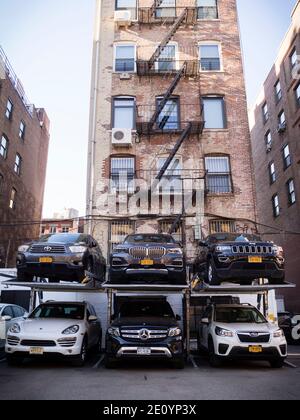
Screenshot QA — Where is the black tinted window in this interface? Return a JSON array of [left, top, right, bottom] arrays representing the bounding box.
[[119, 301, 175, 318], [207, 233, 262, 243], [30, 304, 85, 320], [125, 235, 175, 244], [38, 234, 83, 243]]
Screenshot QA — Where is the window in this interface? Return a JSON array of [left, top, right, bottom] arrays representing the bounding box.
[[156, 97, 179, 130], [272, 194, 280, 217], [199, 43, 221, 71], [115, 0, 137, 20], [156, 0, 176, 18], [110, 220, 135, 253], [269, 162, 276, 184], [14, 154, 22, 175], [19, 121, 26, 140], [197, 0, 218, 20], [5, 99, 13, 120], [110, 156, 135, 193], [274, 80, 282, 103], [9, 188, 17, 210], [114, 44, 136, 72], [202, 97, 226, 129], [62, 227, 70, 233], [50, 226, 57, 234], [262, 102, 269, 123], [209, 220, 236, 234], [265, 130, 272, 151], [287, 179, 296, 205], [205, 156, 232, 194], [0, 135, 8, 159], [113, 97, 135, 129], [295, 83, 300, 107], [278, 110, 286, 126], [290, 48, 298, 70], [283, 144, 291, 170], [2, 306, 14, 318], [157, 157, 182, 193], [156, 44, 177, 72]]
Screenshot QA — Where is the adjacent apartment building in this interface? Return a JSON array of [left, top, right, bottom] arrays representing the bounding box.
[[250, 1, 300, 311], [0, 47, 50, 268], [86, 0, 257, 262]]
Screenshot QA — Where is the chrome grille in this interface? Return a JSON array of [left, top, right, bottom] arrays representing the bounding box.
[[121, 328, 168, 340], [148, 247, 166, 259], [129, 247, 148, 259], [30, 244, 66, 254], [232, 245, 273, 254], [237, 332, 270, 343], [129, 247, 166, 259], [7, 336, 20, 346]]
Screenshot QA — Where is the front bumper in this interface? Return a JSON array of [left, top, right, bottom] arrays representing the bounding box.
[[110, 263, 186, 284]]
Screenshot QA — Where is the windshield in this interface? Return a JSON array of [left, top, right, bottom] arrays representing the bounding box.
[[30, 304, 85, 320], [119, 301, 175, 318], [215, 307, 267, 324], [125, 234, 175, 244], [38, 234, 82, 243], [208, 233, 262, 243]]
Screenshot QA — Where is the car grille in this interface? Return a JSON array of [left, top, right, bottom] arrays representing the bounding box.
[[29, 245, 66, 254], [129, 247, 166, 259], [121, 328, 168, 341], [232, 245, 273, 254], [7, 336, 20, 346], [57, 338, 77, 347], [21, 340, 57, 347], [237, 332, 270, 343]]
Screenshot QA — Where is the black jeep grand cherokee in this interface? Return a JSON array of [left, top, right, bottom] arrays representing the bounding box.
[[105, 298, 185, 369], [110, 234, 186, 284], [194, 233, 285, 285]]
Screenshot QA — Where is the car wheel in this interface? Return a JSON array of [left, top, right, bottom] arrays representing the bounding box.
[[270, 359, 285, 369], [206, 261, 221, 286], [72, 338, 88, 367], [104, 354, 117, 369], [93, 334, 102, 354], [208, 339, 222, 368], [7, 355, 24, 366], [17, 271, 34, 282], [173, 356, 185, 369]]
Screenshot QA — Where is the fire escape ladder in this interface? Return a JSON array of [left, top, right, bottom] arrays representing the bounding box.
[[155, 122, 192, 182], [148, 8, 188, 69], [148, 62, 187, 131]]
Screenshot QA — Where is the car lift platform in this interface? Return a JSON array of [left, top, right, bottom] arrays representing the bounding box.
[[192, 281, 296, 296]]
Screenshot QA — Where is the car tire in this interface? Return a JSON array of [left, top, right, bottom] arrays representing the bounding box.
[[104, 355, 117, 369], [173, 356, 185, 369], [206, 260, 221, 286], [93, 334, 102, 355], [208, 338, 222, 368], [7, 355, 24, 366], [72, 338, 88, 367], [270, 359, 285, 369], [17, 271, 34, 282]]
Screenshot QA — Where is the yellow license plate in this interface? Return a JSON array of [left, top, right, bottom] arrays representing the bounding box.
[[140, 259, 154, 266], [248, 256, 262, 263], [249, 346, 263, 353], [39, 257, 53, 263], [30, 347, 44, 355]]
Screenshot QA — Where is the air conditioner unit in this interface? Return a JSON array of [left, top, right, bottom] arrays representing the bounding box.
[[112, 128, 133, 147], [114, 10, 132, 26], [277, 122, 287, 133]]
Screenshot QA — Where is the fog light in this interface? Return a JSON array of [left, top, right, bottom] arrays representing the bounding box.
[[68, 350, 73, 354]]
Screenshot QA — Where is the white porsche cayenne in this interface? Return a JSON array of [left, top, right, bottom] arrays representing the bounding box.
[[5, 301, 102, 366]]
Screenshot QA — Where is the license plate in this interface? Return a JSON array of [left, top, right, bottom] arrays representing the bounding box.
[[140, 259, 154, 266], [248, 256, 262, 263], [39, 257, 53, 263], [137, 348, 151, 355], [30, 347, 44, 355], [249, 346, 263, 353]]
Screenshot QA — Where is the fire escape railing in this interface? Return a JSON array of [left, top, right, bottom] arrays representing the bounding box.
[[138, 6, 197, 25]]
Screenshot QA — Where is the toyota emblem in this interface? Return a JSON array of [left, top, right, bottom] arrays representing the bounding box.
[[139, 329, 150, 341]]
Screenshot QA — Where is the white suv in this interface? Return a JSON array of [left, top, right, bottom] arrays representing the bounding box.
[[5, 301, 102, 366], [197, 304, 287, 368]]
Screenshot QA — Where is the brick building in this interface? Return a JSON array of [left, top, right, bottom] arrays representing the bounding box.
[[86, 0, 257, 263], [40, 218, 79, 236], [0, 46, 50, 268], [250, 1, 300, 312]]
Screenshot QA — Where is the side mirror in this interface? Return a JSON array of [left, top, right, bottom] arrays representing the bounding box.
[[201, 318, 209, 325], [88, 315, 98, 322], [176, 314, 181, 321], [1, 316, 12, 321]]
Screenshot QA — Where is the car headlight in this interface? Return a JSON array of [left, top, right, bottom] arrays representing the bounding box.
[[272, 246, 283, 256], [62, 325, 80, 335], [113, 248, 128, 254], [216, 245, 232, 253], [168, 327, 182, 337], [69, 245, 87, 253], [168, 248, 183, 255], [9, 323, 21, 334], [18, 245, 30, 253], [108, 327, 120, 337], [274, 329, 285, 338], [215, 327, 234, 337]]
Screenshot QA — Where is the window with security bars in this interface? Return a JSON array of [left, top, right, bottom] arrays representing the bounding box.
[[197, 0, 218, 20], [205, 156, 232, 194], [110, 157, 135, 194], [110, 220, 135, 252], [209, 220, 236, 234], [159, 220, 182, 243]]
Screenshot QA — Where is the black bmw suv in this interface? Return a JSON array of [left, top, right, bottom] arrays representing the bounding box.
[[105, 298, 185, 369], [193, 233, 285, 285], [109, 234, 186, 285]]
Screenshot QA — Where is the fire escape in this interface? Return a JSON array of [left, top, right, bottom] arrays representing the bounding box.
[[136, 6, 205, 236]]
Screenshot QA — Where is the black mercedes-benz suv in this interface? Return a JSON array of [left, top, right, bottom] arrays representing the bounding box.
[[105, 298, 185, 369], [193, 233, 285, 285], [109, 234, 186, 284]]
